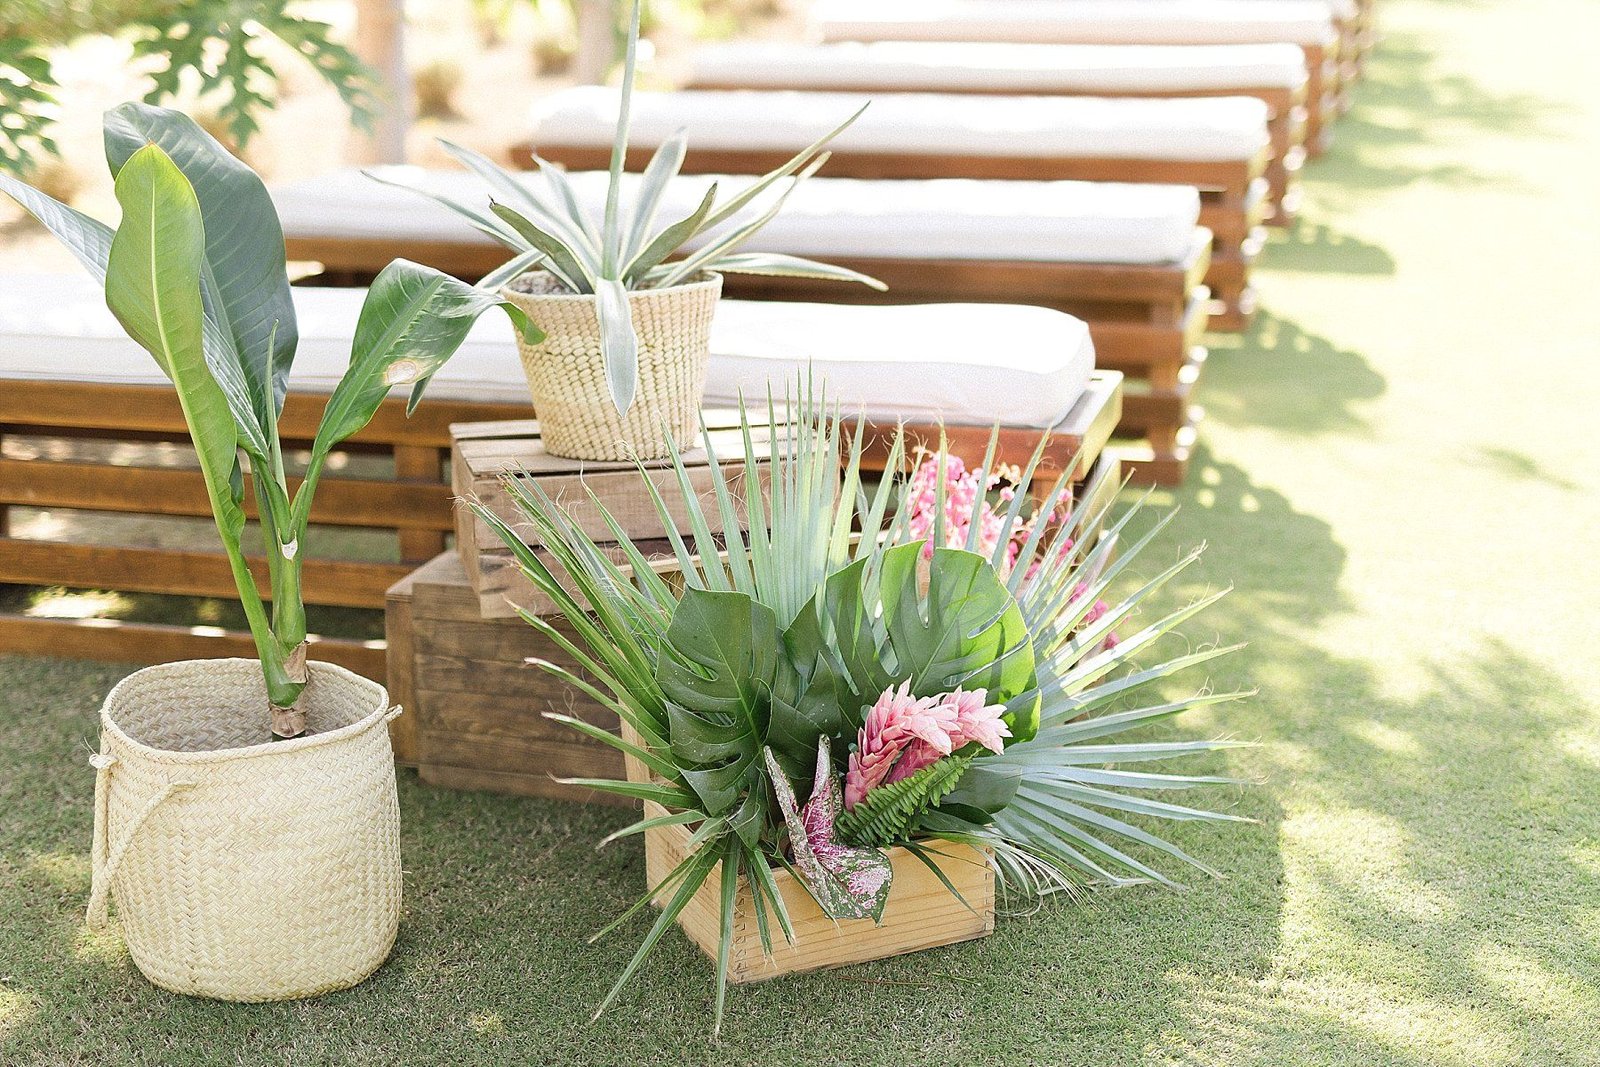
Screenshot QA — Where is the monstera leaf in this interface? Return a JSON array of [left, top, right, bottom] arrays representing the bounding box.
[[823, 543, 1042, 743], [766, 593, 855, 767], [655, 588, 781, 844]]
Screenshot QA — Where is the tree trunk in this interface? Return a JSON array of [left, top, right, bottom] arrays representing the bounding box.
[[573, 0, 616, 85], [351, 0, 411, 165]]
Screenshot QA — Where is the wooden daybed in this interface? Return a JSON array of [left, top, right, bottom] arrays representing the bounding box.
[[0, 273, 1128, 698], [809, 0, 1347, 155], [272, 166, 1211, 478], [518, 87, 1268, 329], [686, 40, 1309, 225]]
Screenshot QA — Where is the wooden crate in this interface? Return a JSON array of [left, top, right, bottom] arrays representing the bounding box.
[[385, 551, 630, 803], [642, 801, 993, 982], [450, 414, 769, 618]]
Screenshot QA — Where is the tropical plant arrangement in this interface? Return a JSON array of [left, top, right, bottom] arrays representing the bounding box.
[[0, 102, 535, 1001], [473, 392, 1254, 1033], [378, 0, 882, 461]]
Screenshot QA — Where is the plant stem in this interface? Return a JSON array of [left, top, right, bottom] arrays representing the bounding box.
[[270, 641, 309, 739]]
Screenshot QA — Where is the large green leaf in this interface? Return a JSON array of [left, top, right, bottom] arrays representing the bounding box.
[[104, 144, 288, 699], [294, 258, 535, 527], [655, 588, 779, 839], [104, 103, 299, 430], [826, 543, 1041, 742], [0, 174, 113, 279]]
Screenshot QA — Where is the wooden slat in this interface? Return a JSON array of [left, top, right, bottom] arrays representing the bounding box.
[[0, 458, 452, 529], [0, 380, 528, 447], [532, 142, 1266, 194], [0, 539, 410, 609], [644, 801, 993, 982], [0, 612, 385, 680]]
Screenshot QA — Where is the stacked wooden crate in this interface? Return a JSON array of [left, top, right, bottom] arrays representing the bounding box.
[[385, 415, 770, 800]]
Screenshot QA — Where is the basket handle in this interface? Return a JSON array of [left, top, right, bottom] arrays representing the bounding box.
[[86, 754, 194, 931]]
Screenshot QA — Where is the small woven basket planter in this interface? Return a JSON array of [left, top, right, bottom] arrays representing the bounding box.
[[502, 272, 722, 462], [87, 659, 402, 1002]]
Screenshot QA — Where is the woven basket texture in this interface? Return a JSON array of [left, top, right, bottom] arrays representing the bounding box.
[[503, 272, 721, 461], [89, 659, 401, 1001]]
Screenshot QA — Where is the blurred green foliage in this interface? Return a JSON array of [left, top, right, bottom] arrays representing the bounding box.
[[0, 1, 378, 176]]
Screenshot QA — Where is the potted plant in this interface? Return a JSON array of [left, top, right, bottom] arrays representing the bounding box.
[[0, 104, 535, 1001], [474, 395, 1255, 1034], [377, 0, 884, 462]]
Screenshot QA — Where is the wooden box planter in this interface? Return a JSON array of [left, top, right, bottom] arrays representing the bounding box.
[[642, 802, 994, 981], [385, 551, 629, 803]]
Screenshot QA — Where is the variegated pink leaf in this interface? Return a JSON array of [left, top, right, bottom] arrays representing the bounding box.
[[765, 741, 892, 921]]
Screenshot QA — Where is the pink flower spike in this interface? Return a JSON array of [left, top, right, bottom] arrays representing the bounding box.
[[845, 681, 958, 809], [947, 687, 1012, 754]]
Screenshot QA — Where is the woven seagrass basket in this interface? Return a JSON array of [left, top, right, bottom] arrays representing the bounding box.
[[87, 659, 402, 1002], [502, 271, 721, 461]]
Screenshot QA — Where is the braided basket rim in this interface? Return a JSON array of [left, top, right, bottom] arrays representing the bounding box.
[[500, 270, 722, 305], [99, 659, 389, 766]]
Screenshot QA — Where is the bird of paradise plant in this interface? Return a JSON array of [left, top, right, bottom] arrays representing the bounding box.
[[472, 390, 1253, 1034]]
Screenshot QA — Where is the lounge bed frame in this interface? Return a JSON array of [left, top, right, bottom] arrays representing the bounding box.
[[285, 222, 1209, 485], [686, 48, 1307, 226], [0, 332, 1127, 716], [526, 138, 1263, 331]]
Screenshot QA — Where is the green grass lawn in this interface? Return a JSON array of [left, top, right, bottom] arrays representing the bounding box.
[[4, 0, 1599, 1062]]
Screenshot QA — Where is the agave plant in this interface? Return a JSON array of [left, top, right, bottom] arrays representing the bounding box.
[[472, 392, 1253, 1034], [374, 0, 883, 416], [0, 103, 536, 736]]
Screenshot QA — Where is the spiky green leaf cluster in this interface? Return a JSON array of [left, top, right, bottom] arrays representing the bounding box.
[[836, 755, 973, 848], [378, 0, 883, 416]]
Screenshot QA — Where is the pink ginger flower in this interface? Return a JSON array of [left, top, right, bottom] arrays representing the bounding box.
[[844, 682, 958, 809], [845, 684, 1014, 809], [946, 687, 1011, 754]]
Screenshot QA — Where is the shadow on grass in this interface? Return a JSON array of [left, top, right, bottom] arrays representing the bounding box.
[[1264, 220, 1398, 276], [1308, 30, 1572, 200], [1201, 312, 1386, 437]]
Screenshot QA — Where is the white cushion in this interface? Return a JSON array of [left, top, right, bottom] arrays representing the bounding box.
[[532, 86, 1271, 164], [706, 301, 1094, 428], [691, 41, 1310, 94], [0, 275, 1092, 429], [0, 273, 530, 403], [815, 0, 1339, 47], [273, 167, 1203, 266]]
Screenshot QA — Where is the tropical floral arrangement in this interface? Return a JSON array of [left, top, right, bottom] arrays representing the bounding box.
[[474, 395, 1251, 1031]]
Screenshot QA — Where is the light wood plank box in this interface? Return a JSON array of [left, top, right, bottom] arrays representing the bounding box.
[[643, 800, 994, 982], [450, 413, 771, 618]]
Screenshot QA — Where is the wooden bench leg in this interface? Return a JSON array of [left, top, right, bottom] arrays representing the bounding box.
[[395, 444, 448, 563]]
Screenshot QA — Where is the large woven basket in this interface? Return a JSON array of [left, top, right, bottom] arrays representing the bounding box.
[[502, 272, 721, 461], [87, 659, 402, 1002]]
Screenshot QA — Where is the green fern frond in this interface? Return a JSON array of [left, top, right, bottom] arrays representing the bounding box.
[[836, 755, 973, 848]]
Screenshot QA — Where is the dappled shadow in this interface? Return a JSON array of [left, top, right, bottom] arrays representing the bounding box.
[[1309, 31, 1570, 198], [1200, 313, 1386, 437], [1470, 446, 1582, 493], [1157, 638, 1600, 1067], [1266, 220, 1397, 276]]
